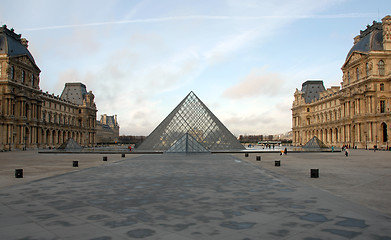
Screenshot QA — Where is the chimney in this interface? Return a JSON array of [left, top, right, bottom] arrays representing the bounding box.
[[382, 15, 391, 50], [21, 38, 29, 48]]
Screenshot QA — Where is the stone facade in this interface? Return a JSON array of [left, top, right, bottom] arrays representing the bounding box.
[[0, 25, 97, 151], [292, 16, 391, 149], [96, 114, 119, 144]]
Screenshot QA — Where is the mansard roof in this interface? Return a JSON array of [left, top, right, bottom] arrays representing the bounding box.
[[301, 80, 325, 104], [0, 25, 40, 71], [345, 21, 383, 61]]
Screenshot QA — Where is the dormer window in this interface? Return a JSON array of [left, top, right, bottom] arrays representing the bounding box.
[[10, 66, 14, 80], [378, 60, 385, 76], [366, 63, 369, 76]]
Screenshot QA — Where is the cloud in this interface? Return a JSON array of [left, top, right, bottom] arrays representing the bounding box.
[[222, 67, 285, 99], [204, 29, 259, 64]]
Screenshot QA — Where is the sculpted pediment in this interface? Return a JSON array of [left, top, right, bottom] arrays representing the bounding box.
[[343, 52, 366, 68], [14, 55, 40, 71]]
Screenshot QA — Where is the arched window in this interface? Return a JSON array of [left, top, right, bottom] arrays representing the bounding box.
[[22, 70, 25, 83], [380, 100, 386, 113], [378, 60, 385, 76], [356, 67, 359, 81]]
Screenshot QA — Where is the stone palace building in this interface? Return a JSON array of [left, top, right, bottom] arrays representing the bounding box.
[[0, 25, 97, 151], [96, 114, 120, 144], [292, 16, 391, 149]]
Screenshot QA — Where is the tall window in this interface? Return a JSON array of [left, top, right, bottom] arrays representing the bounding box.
[[347, 72, 351, 84], [380, 100, 386, 113], [22, 70, 25, 83], [378, 60, 385, 76], [380, 83, 384, 91], [10, 66, 14, 80], [31, 74, 34, 86], [356, 67, 359, 81], [366, 63, 369, 76]]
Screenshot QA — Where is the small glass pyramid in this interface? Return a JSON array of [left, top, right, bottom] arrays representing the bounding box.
[[303, 136, 328, 148], [136, 91, 245, 152]]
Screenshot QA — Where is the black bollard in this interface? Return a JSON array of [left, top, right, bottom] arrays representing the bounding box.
[[256, 156, 261, 161], [275, 160, 281, 167], [15, 169, 23, 178], [310, 169, 319, 178], [103, 156, 107, 161], [245, 153, 249, 157], [122, 153, 125, 158], [73, 161, 79, 167]]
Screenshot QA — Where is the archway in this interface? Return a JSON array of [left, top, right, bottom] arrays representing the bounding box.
[[381, 122, 388, 142]]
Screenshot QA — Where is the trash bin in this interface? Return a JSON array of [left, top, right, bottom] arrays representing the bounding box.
[[256, 156, 261, 161], [15, 169, 23, 178], [245, 153, 249, 157], [103, 156, 107, 161], [73, 161, 79, 167], [275, 160, 280, 166], [310, 169, 319, 178], [122, 153, 125, 158]]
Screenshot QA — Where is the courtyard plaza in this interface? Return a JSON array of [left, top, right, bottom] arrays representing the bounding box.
[[0, 150, 390, 239]]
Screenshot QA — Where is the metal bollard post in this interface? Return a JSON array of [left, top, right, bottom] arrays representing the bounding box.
[[15, 169, 23, 178], [275, 160, 280, 167], [310, 169, 319, 178], [256, 156, 261, 161], [73, 161, 79, 167], [103, 156, 107, 161]]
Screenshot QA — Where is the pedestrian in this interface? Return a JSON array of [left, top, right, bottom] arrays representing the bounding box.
[[331, 145, 334, 152], [284, 147, 288, 155], [345, 149, 349, 157]]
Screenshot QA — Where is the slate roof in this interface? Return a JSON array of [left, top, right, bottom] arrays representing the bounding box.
[[346, 21, 383, 60], [301, 80, 325, 104], [0, 25, 39, 70]]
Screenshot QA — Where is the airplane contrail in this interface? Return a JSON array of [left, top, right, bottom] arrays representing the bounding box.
[[21, 13, 374, 31]]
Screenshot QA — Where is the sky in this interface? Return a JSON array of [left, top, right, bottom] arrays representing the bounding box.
[[1, 0, 390, 136]]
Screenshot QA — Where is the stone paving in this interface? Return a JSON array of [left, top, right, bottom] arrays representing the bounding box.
[[0, 153, 391, 239]]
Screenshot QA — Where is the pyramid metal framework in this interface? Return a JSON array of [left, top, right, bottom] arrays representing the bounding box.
[[166, 133, 209, 153], [136, 91, 245, 152], [303, 136, 328, 148]]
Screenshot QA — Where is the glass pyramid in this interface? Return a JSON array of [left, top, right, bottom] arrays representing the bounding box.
[[303, 136, 328, 148], [166, 133, 209, 153], [136, 91, 245, 152]]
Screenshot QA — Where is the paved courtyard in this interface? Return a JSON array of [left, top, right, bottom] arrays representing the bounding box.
[[0, 153, 391, 239]]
